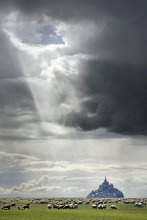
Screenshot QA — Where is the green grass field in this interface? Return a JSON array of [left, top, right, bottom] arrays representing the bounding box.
[[0, 198, 147, 220]]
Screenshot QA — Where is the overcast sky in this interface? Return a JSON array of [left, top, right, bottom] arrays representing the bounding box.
[[0, 0, 147, 198]]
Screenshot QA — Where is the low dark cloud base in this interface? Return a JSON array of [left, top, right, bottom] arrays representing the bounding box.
[[61, 60, 147, 135], [1, 0, 147, 23]]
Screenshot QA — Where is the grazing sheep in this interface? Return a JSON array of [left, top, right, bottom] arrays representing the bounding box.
[[92, 204, 97, 209], [135, 202, 143, 208], [2, 205, 11, 210], [53, 204, 59, 209], [58, 204, 64, 209], [110, 204, 117, 209], [124, 200, 130, 204], [77, 200, 83, 204], [53, 203, 64, 209], [47, 204, 52, 209], [69, 204, 75, 209], [23, 204, 30, 209], [63, 204, 70, 209], [39, 200, 48, 204], [10, 203, 16, 207], [102, 204, 106, 209], [73, 204, 78, 209], [131, 200, 135, 204], [98, 204, 103, 209], [97, 201, 103, 205], [98, 204, 106, 209]]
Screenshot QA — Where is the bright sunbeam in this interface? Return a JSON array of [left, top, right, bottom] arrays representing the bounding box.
[[2, 15, 71, 135]]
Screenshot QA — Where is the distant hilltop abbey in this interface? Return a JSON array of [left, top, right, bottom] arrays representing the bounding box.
[[87, 177, 124, 198]]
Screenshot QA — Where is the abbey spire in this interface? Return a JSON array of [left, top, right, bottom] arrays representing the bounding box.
[[104, 176, 107, 182]]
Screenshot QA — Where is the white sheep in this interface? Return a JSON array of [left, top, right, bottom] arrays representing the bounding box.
[[135, 202, 143, 208], [110, 204, 117, 209], [47, 204, 52, 209], [98, 204, 106, 209], [23, 204, 30, 209], [92, 204, 97, 209]]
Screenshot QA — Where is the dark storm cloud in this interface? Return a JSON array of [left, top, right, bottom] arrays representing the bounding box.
[[1, 0, 147, 20], [61, 60, 147, 135]]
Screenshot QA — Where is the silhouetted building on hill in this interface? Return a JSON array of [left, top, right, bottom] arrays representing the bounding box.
[[87, 177, 124, 198]]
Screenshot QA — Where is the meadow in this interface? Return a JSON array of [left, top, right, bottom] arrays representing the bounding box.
[[0, 198, 147, 220]]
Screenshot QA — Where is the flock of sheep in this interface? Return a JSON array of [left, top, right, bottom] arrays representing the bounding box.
[[0, 198, 146, 211], [1, 203, 30, 210], [91, 198, 146, 210]]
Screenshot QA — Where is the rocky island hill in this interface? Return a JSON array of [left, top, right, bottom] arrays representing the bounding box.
[[87, 177, 124, 198]]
